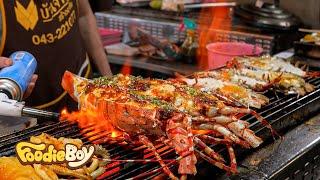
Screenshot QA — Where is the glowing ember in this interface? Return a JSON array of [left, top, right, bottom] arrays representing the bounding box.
[[61, 108, 68, 117], [111, 131, 118, 138]]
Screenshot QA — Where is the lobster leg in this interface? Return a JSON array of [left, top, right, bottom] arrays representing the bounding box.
[[195, 134, 238, 173], [195, 124, 251, 148], [251, 73, 283, 92], [302, 64, 308, 71], [195, 149, 237, 174], [250, 110, 281, 138], [167, 114, 197, 176], [227, 145, 237, 172], [193, 116, 256, 146], [193, 116, 250, 127], [159, 139, 189, 180], [138, 135, 178, 180], [197, 135, 238, 173], [226, 120, 263, 148], [127, 151, 194, 180], [213, 91, 246, 107], [194, 115, 262, 148], [198, 135, 232, 145], [219, 107, 281, 139], [306, 71, 320, 77], [194, 137, 225, 163]]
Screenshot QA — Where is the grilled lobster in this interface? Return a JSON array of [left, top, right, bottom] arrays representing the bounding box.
[[61, 71, 276, 179], [225, 56, 316, 95]]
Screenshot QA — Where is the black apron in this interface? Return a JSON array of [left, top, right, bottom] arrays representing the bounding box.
[[0, 0, 87, 112]]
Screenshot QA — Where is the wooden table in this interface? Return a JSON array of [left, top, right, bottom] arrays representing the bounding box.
[[107, 55, 201, 76]]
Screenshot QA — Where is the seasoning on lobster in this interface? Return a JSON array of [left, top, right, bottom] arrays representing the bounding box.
[[174, 72, 270, 109], [61, 71, 278, 179]]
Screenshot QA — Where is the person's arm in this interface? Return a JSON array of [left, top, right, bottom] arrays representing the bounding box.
[[78, 0, 112, 76]]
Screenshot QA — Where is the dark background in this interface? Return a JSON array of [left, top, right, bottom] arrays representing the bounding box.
[[89, 0, 114, 12]]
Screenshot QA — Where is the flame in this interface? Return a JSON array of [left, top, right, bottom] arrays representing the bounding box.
[[60, 106, 123, 142], [120, 57, 132, 75], [196, 0, 231, 69], [61, 108, 68, 117]]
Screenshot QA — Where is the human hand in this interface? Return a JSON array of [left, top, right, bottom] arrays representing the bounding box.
[[0, 57, 12, 68], [23, 74, 38, 99], [0, 57, 38, 99]]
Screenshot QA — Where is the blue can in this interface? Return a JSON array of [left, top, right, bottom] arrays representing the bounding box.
[[0, 51, 37, 100]]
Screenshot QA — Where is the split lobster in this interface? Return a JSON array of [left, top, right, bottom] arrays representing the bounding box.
[[225, 56, 317, 95], [61, 71, 278, 179]]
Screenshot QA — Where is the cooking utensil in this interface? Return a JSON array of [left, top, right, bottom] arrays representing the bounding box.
[[0, 51, 37, 101], [0, 51, 60, 121], [234, 1, 301, 31], [0, 98, 60, 119]]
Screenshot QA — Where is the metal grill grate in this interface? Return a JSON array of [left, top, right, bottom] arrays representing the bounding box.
[[95, 12, 186, 43], [1, 78, 320, 179]]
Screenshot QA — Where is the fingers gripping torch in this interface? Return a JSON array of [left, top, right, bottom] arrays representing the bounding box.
[[0, 51, 59, 119]]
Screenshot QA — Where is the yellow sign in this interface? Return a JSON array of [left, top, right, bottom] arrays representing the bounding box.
[[14, 0, 39, 30], [16, 142, 95, 169]]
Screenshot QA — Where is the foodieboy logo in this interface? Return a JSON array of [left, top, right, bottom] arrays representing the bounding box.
[[15, 142, 95, 169]]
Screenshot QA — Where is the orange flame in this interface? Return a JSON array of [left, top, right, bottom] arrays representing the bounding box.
[[61, 108, 68, 117], [60, 107, 123, 142], [196, 1, 231, 69], [120, 57, 133, 75]]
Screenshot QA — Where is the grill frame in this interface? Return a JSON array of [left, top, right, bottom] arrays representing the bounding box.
[[1, 77, 320, 179]]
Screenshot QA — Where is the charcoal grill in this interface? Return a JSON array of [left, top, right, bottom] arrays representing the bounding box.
[[1, 77, 320, 179]]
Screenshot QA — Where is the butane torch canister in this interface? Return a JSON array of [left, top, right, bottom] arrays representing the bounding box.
[[0, 51, 37, 101], [0, 52, 59, 120]]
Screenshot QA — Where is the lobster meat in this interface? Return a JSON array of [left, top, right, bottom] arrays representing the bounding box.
[[61, 71, 277, 179], [234, 68, 315, 96], [174, 72, 269, 109], [227, 56, 320, 77], [223, 56, 318, 96], [191, 68, 315, 96]]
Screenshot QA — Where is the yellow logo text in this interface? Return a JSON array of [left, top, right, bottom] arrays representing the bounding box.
[[40, 0, 74, 22], [16, 142, 95, 169]]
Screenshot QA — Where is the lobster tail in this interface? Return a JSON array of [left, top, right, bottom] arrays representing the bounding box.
[[62, 71, 89, 102]]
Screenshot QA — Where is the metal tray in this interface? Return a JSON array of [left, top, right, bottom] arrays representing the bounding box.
[[221, 114, 320, 180]]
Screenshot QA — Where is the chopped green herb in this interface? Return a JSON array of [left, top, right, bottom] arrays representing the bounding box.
[[183, 86, 199, 96], [93, 76, 116, 86], [129, 92, 173, 111]]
